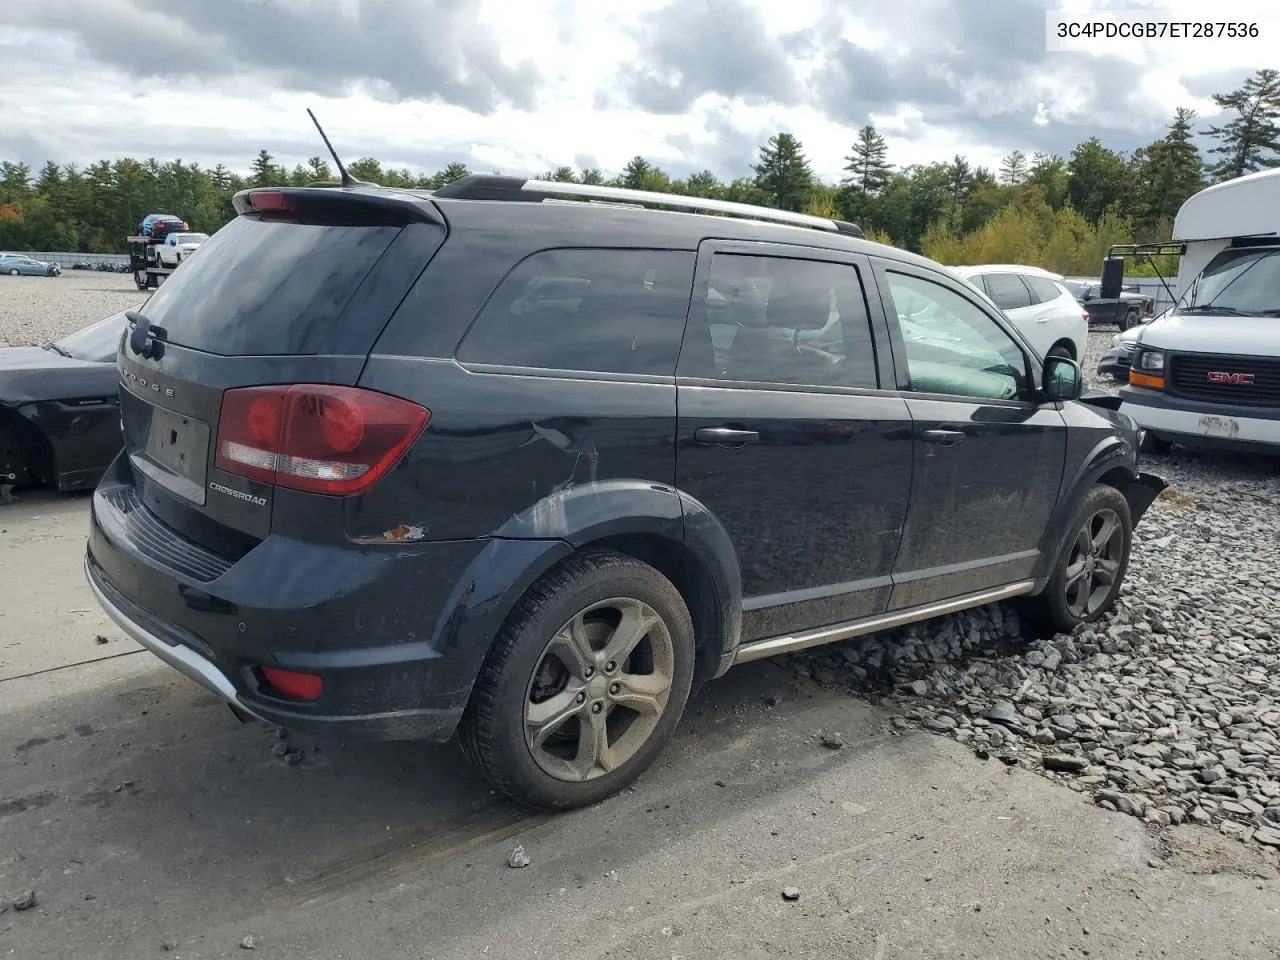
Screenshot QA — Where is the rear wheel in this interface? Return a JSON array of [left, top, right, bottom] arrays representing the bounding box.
[[7, 268, 17, 276], [459, 549, 696, 810], [1023, 484, 1132, 635], [1117, 309, 1137, 332]]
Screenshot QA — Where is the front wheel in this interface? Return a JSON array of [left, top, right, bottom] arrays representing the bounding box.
[[7, 268, 17, 276], [1023, 484, 1133, 635], [459, 549, 696, 810], [1118, 309, 1137, 332]]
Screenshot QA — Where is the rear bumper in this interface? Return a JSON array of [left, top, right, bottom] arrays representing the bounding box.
[[83, 457, 516, 741], [1118, 387, 1280, 453]]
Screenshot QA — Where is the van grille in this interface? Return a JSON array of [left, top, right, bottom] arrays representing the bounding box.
[[1168, 353, 1280, 408]]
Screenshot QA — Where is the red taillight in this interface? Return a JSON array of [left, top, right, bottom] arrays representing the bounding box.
[[214, 384, 429, 495], [248, 191, 292, 212], [261, 666, 323, 701]]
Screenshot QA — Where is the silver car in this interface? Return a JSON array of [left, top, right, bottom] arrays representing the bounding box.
[[0, 255, 61, 277]]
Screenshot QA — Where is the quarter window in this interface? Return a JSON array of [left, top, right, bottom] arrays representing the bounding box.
[[885, 271, 1029, 401], [682, 254, 878, 389], [981, 273, 1034, 311], [456, 248, 695, 376], [1026, 275, 1065, 304]]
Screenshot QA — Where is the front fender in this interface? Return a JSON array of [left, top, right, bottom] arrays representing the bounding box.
[[1032, 435, 1136, 588]]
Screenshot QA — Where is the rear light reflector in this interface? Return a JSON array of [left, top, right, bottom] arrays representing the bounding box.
[[261, 666, 323, 701], [215, 384, 429, 495]]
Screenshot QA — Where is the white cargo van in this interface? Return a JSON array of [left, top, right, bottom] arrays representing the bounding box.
[[1107, 168, 1280, 454]]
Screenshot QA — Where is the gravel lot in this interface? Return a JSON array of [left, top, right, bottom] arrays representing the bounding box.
[[0, 272, 147, 348], [4, 278, 1279, 859]]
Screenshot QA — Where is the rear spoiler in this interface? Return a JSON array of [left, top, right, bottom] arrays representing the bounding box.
[[231, 187, 444, 227]]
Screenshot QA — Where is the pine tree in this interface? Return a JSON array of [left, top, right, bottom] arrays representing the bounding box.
[[1137, 108, 1205, 226], [945, 154, 972, 223], [1202, 69, 1280, 180], [250, 150, 279, 187], [999, 150, 1028, 185], [753, 133, 814, 212], [841, 126, 892, 196]]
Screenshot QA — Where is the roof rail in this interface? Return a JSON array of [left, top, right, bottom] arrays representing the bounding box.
[[431, 175, 865, 238]]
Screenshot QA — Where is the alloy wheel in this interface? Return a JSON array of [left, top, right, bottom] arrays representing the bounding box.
[[523, 597, 675, 783], [1063, 507, 1125, 618]]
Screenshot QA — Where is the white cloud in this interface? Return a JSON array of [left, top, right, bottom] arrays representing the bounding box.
[[0, 0, 1275, 182]]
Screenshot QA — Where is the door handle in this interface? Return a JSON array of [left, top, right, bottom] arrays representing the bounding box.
[[920, 428, 965, 446], [695, 426, 759, 447]]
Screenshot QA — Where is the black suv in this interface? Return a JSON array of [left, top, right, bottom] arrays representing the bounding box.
[[85, 177, 1165, 810]]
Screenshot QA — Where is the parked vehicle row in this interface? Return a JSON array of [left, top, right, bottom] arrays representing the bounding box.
[[79, 176, 1164, 811]]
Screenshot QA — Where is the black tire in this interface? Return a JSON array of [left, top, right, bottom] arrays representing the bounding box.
[[1023, 484, 1133, 636], [1047, 343, 1074, 360], [458, 549, 696, 811], [134, 270, 148, 290], [7, 268, 17, 276], [1117, 309, 1137, 332]]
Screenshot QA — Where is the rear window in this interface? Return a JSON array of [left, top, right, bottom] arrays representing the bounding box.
[[456, 248, 695, 376], [137, 215, 401, 356]]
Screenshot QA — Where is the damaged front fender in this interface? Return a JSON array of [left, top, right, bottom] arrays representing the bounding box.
[[1124, 471, 1168, 526]]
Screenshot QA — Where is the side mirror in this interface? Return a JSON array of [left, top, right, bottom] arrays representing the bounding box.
[[1100, 256, 1124, 299], [1043, 355, 1083, 402]]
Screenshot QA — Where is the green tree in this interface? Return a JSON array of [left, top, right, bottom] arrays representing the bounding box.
[[250, 150, 282, 187], [1132, 107, 1204, 229], [945, 155, 972, 225], [1027, 153, 1069, 210], [839, 125, 892, 222], [1066, 137, 1130, 223], [999, 150, 1028, 185], [753, 133, 814, 212], [1202, 68, 1280, 180]]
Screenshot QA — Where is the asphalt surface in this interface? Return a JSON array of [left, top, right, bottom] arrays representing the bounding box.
[[3, 494, 1280, 960]]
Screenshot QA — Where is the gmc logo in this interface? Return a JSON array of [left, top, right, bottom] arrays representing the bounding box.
[[1206, 371, 1255, 385]]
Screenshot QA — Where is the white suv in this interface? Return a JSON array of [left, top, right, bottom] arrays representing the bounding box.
[[951, 265, 1089, 362]]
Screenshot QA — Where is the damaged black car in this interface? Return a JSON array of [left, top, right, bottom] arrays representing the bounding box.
[[1, 312, 126, 500]]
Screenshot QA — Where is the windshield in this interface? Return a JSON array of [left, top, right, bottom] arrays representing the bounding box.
[[54, 312, 127, 362], [1183, 247, 1280, 315]]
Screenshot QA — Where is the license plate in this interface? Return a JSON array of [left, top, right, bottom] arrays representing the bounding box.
[[1198, 415, 1240, 438], [121, 390, 210, 503]]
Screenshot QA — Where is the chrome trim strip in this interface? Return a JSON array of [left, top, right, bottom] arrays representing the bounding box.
[[84, 556, 264, 719], [733, 581, 1035, 664]]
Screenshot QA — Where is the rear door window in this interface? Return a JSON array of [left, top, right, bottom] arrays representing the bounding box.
[[682, 253, 879, 389], [456, 248, 695, 376], [136, 215, 402, 356], [982, 273, 1034, 311]]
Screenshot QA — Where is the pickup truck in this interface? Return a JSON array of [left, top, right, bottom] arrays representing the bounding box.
[[1063, 277, 1153, 330], [156, 232, 210, 268]]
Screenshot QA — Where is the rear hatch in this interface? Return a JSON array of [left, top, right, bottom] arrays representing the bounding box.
[[114, 187, 445, 556]]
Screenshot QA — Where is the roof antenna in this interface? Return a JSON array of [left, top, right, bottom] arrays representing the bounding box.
[[307, 107, 362, 188]]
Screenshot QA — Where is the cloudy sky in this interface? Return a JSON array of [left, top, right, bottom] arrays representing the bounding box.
[[0, 0, 1275, 183]]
